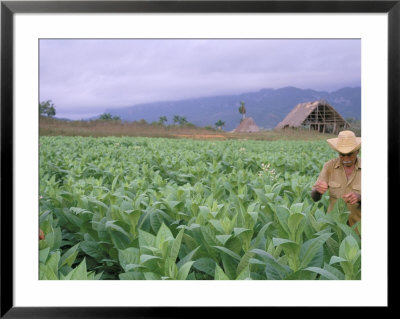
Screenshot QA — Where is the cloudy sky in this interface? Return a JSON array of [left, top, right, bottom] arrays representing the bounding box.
[[39, 39, 361, 120]]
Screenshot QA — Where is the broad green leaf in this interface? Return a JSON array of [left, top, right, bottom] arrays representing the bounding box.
[[247, 211, 258, 226], [80, 241, 105, 260], [119, 272, 145, 280], [249, 258, 265, 266], [39, 210, 51, 224], [339, 235, 360, 262], [272, 238, 299, 256], [233, 228, 251, 237], [46, 251, 61, 277], [123, 209, 142, 237], [209, 219, 225, 234], [138, 229, 156, 248], [150, 209, 168, 234], [39, 247, 50, 264], [164, 200, 182, 212], [140, 254, 161, 264], [201, 226, 218, 248], [214, 264, 230, 280], [221, 253, 237, 279], [250, 249, 289, 280], [212, 246, 241, 261], [274, 205, 290, 235], [160, 238, 173, 259], [156, 223, 174, 249], [87, 272, 95, 280], [60, 243, 80, 268], [40, 264, 58, 280], [225, 236, 244, 254], [325, 237, 340, 258], [253, 188, 270, 205], [109, 227, 131, 250], [329, 256, 347, 265], [118, 247, 140, 272], [94, 271, 103, 280], [306, 245, 324, 269], [169, 228, 184, 263], [216, 234, 232, 246], [337, 223, 361, 246], [43, 227, 62, 251], [236, 266, 251, 280], [176, 246, 200, 268], [62, 258, 88, 280], [250, 222, 273, 249], [285, 269, 318, 280], [236, 250, 255, 277], [177, 261, 195, 280], [105, 220, 130, 237], [198, 206, 210, 218], [299, 233, 332, 269], [111, 174, 120, 191], [144, 272, 161, 280], [287, 213, 306, 242], [125, 264, 145, 272], [63, 211, 84, 229], [70, 207, 93, 216], [165, 258, 178, 279], [322, 263, 345, 280], [304, 267, 340, 280], [86, 197, 108, 209], [193, 258, 216, 277], [290, 202, 304, 215]]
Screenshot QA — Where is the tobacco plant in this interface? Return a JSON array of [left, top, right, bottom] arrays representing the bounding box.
[[39, 136, 361, 280]]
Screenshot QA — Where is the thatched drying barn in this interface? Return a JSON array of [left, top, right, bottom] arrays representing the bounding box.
[[275, 100, 350, 134], [234, 117, 261, 133]]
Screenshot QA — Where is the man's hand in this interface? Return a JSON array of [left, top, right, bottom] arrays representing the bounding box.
[[342, 192, 361, 205], [314, 181, 328, 195]]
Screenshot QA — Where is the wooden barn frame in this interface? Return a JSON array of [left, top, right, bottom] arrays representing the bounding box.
[[275, 100, 351, 134]]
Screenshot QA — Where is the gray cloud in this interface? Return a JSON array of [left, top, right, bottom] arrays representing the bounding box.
[[39, 39, 360, 120]]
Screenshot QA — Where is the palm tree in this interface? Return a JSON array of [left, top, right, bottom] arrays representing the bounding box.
[[178, 116, 188, 125], [215, 120, 225, 130], [99, 113, 113, 120], [238, 101, 246, 120], [159, 116, 168, 125], [173, 115, 180, 124]]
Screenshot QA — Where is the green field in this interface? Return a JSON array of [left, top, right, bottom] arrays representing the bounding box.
[[39, 136, 361, 280]]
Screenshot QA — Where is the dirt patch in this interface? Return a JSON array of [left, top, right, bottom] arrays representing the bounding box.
[[173, 134, 227, 140]]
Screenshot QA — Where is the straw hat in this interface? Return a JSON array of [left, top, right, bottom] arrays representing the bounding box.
[[327, 130, 361, 154]]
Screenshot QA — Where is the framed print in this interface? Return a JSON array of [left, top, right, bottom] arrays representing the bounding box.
[[1, 0, 397, 317]]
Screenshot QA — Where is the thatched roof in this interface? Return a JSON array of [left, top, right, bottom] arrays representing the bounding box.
[[234, 117, 260, 132], [275, 100, 348, 130]]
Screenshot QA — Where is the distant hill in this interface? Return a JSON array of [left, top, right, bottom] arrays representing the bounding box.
[[100, 86, 361, 131]]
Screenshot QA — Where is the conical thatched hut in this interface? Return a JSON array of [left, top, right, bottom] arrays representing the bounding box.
[[234, 117, 260, 133], [275, 100, 350, 134]]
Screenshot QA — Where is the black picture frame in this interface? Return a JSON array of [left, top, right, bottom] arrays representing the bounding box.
[[1, 0, 396, 317]]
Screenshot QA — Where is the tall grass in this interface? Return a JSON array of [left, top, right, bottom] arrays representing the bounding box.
[[40, 117, 221, 138], [40, 117, 341, 141]]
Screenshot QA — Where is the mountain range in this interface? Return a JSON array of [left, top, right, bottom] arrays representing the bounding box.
[[99, 86, 361, 131]]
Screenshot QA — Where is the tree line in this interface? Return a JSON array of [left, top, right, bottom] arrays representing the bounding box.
[[39, 99, 249, 131]]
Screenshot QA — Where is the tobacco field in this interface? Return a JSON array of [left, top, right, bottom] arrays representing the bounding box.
[[39, 136, 361, 280]]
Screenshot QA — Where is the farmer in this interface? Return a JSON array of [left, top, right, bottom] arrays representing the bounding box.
[[311, 130, 361, 228]]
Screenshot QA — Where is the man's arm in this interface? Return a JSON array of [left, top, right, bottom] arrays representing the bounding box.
[[311, 180, 328, 202]]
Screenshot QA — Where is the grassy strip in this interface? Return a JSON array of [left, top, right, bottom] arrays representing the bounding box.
[[40, 117, 339, 141]]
